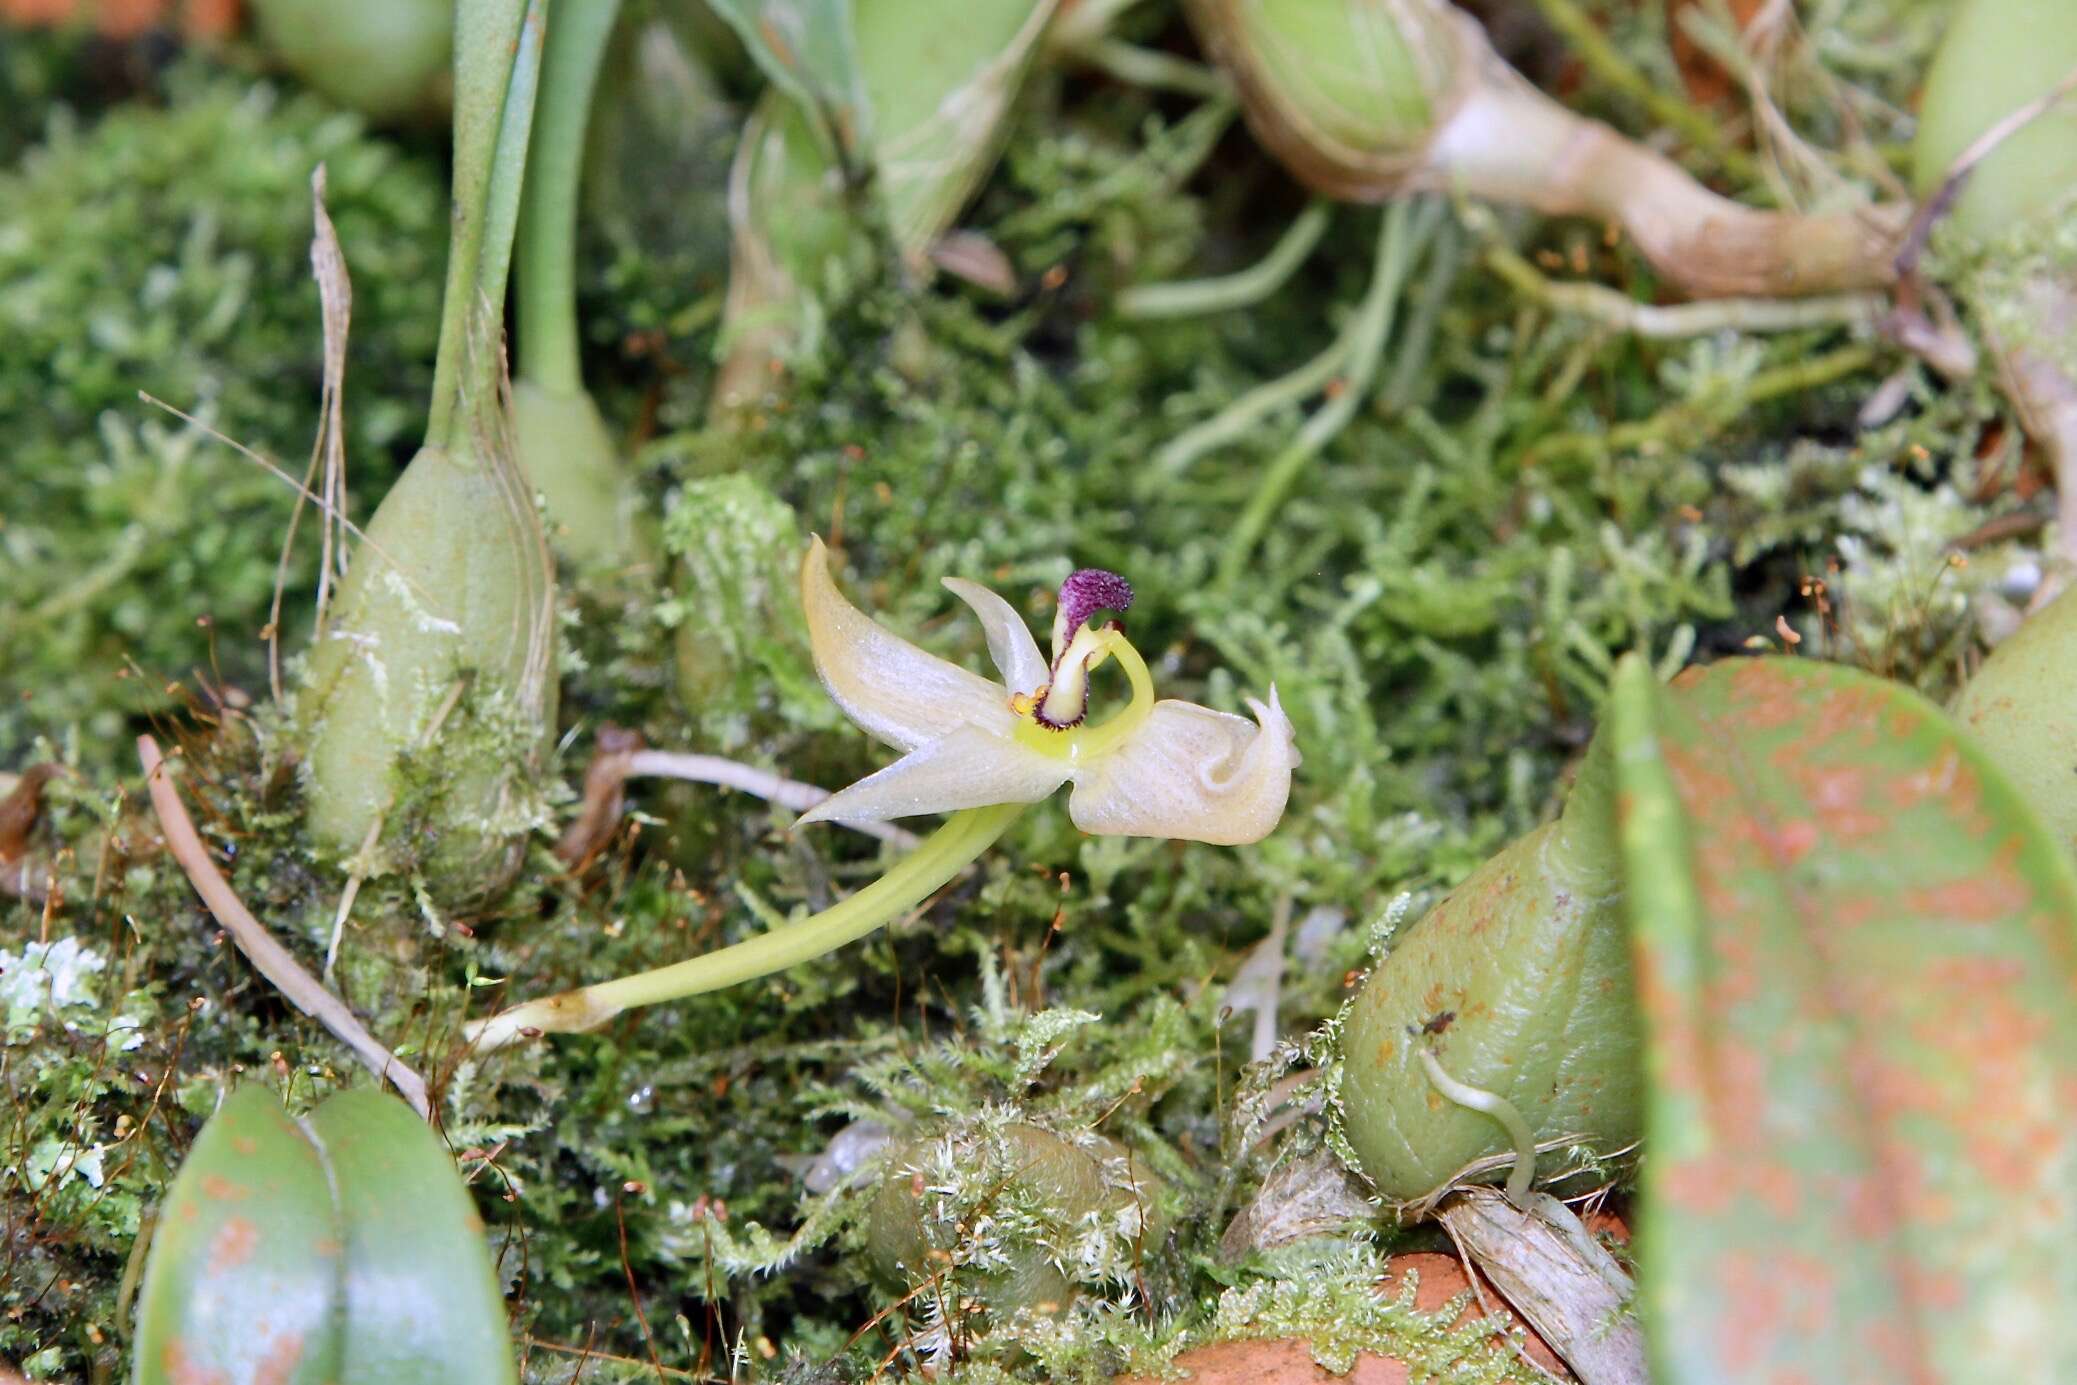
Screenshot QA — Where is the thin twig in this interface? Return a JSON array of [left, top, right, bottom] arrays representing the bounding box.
[[138, 735, 431, 1120], [517, 1338, 706, 1382], [613, 1184, 666, 1382]]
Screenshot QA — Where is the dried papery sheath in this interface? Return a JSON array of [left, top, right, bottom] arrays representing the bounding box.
[[1187, 0, 1908, 300]]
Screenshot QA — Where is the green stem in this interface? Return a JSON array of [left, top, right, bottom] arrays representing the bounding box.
[[1118, 200, 1329, 320], [1073, 36, 1231, 101], [427, 0, 551, 452], [1483, 237, 1882, 338], [1523, 342, 1876, 468], [1216, 198, 1435, 585], [516, 0, 622, 392], [1147, 331, 1351, 482], [466, 802, 1026, 1050], [1380, 215, 1463, 413]]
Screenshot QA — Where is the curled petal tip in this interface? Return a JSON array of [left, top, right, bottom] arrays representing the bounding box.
[[1246, 685, 1302, 769], [1066, 695, 1297, 846]]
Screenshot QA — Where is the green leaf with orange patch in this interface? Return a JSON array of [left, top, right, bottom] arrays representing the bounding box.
[[131, 1086, 515, 1385], [1610, 654, 2077, 1384]]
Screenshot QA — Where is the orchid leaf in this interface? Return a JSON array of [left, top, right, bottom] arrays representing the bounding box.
[[1952, 580, 2077, 858], [131, 1086, 343, 1384], [132, 1086, 515, 1384], [1610, 655, 2077, 1384], [704, 0, 869, 163]]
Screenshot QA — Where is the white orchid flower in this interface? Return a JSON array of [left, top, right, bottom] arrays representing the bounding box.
[[798, 536, 1299, 845], [465, 540, 1299, 1052]]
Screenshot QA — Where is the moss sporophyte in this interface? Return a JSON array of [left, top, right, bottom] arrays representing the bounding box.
[[466, 538, 1300, 1051]]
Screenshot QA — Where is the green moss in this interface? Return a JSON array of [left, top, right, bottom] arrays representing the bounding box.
[[0, 65, 446, 772], [660, 474, 841, 747], [0, 9, 2042, 1378]]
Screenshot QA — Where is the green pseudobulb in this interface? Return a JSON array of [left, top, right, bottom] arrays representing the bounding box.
[[298, 437, 555, 891], [1333, 725, 1641, 1203], [250, 0, 453, 124], [1911, 0, 2077, 239]]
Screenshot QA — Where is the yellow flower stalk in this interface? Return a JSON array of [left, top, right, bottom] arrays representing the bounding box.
[[466, 539, 1298, 1050]]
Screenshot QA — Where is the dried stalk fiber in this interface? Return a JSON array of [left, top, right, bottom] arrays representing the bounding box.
[[139, 736, 432, 1120], [1186, 0, 1907, 299], [1438, 1187, 1647, 1385]]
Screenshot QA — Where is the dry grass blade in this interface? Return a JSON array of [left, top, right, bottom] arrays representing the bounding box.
[[270, 163, 356, 704], [137, 734, 432, 1120]]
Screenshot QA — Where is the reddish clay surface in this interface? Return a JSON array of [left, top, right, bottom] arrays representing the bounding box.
[[1117, 1251, 1573, 1385]]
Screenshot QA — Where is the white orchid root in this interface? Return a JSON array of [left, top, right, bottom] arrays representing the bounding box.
[[1418, 1046, 1539, 1205]]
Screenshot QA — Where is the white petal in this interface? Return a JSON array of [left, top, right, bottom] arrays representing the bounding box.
[[798, 724, 1069, 825], [1065, 688, 1300, 845], [942, 577, 1049, 697], [801, 537, 1012, 752]]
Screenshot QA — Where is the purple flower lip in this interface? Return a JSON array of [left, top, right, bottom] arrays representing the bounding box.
[[1033, 569, 1130, 730], [1056, 569, 1134, 639], [1030, 702, 1084, 731]]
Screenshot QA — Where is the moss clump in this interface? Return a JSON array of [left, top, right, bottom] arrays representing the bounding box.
[[658, 474, 841, 748], [0, 65, 445, 772], [1, 6, 2051, 1379]]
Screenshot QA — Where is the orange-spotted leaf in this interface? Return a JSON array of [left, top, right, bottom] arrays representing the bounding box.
[[131, 1086, 515, 1384], [1611, 655, 2077, 1384]]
